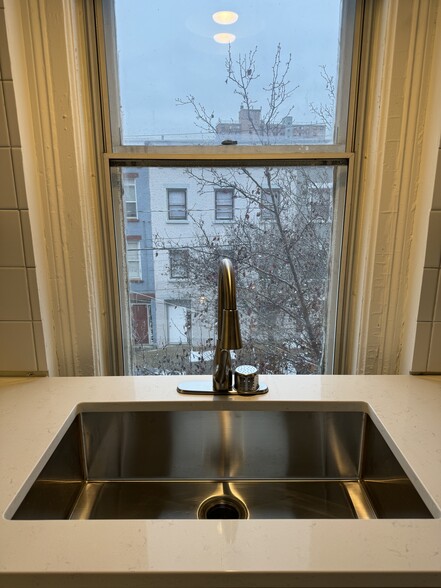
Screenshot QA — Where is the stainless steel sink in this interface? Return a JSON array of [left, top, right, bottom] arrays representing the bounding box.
[[11, 406, 433, 520]]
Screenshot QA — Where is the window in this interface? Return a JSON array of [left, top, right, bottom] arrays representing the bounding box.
[[167, 189, 187, 220], [215, 189, 234, 221], [169, 249, 189, 278], [123, 174, 138, 219], [101, 0, 360, 375], [126, 239, 142, 280], [260, 189, 280, 221]]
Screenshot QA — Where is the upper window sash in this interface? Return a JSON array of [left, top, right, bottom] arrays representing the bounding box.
[[99, 0, 360, 155]]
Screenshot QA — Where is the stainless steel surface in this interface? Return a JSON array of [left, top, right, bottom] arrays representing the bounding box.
[[12, 409, 433, 520], [178, 258, 266, 396], [177, 380, 269, 395], [232, 365, 269, 395], [234, 365, 259, 394], [213, 258, 242, 392]]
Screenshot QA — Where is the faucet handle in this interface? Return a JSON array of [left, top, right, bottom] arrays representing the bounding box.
[[234, 365, 268, 395]]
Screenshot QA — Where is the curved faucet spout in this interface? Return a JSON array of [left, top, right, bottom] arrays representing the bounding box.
[[213, 258, 243, 392]]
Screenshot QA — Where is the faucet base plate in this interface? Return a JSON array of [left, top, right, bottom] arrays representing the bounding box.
[[177, 381, 268, 396]]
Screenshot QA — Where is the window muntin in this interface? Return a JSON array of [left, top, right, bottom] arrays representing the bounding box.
[[167, 189, 187, 220], [104, 0, 357, 149], [215, 189, 234, 221]]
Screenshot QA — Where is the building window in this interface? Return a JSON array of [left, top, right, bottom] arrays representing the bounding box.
[[215, 189, 234, 220], [167, 189, 187, 220], [123, 175, 138, 219], [169, 249, 189, 279], [126, 239, 142, 280], [260, 188, 280, 221]]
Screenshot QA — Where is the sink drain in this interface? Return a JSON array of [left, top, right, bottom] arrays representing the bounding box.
[[198, 495, 248, 520]]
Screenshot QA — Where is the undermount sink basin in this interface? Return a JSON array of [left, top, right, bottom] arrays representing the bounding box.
[[10, 405, 433, 520]]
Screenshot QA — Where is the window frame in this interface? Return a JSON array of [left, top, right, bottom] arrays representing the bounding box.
[[99, 0, 363, 375]]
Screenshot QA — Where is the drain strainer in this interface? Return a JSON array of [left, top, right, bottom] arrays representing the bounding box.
[[198, 494, 249, 519]]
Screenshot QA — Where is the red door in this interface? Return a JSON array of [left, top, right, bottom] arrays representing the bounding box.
[[131, 304, 149, 344]]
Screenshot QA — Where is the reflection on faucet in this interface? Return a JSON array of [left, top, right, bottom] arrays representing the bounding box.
[[213, 258, 242, 392], [177, 258, 267, 395]]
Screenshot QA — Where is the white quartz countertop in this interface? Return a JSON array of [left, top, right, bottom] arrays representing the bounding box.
[[0, 374, 440, 588]]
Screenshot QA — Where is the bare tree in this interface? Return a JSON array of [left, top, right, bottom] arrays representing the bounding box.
[[157, 46, 335, 374]]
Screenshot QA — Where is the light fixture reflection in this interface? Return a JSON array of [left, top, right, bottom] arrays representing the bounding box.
[[213, 32, 236, 44], [212, 11, 239, 25]]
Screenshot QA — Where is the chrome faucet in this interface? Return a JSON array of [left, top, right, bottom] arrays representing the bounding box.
[[177, 258, 267, 395], [213, 258, 242, 392]]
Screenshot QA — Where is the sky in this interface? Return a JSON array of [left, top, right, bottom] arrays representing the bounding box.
[[113, 0, 347, 142]]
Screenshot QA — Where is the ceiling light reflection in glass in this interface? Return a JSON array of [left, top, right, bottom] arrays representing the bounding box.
[[212, 11, 239, 25]]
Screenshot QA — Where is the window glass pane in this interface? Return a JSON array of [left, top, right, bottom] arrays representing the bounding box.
[[167, 189, 187, 220], [113, 163, 347, 375], [106, 0, 356, 148]]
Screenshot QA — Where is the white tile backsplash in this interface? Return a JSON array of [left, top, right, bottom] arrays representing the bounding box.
[[412, 322, 432, 372], [424, 211, 441, 268], [0, 19, 47, 375], [11, 148, 27, 208], [0, 147, 16, 208], [427, 323, 441, 373], [0, 322, 37, 371], [0, 267, 31, 320], [0, 9, 11, 80], [2, 81, 20, 147], [33, 321, 48, 371], [433, 149, 441, 210], [27, 268, 41, 320], [434, 271, 441, 323], [20, 210, 35, 266], [413, 146, 441, 373], [0, 210, 25, 266], [0, 82, 9, 146], [417, 268, 438, 321]]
